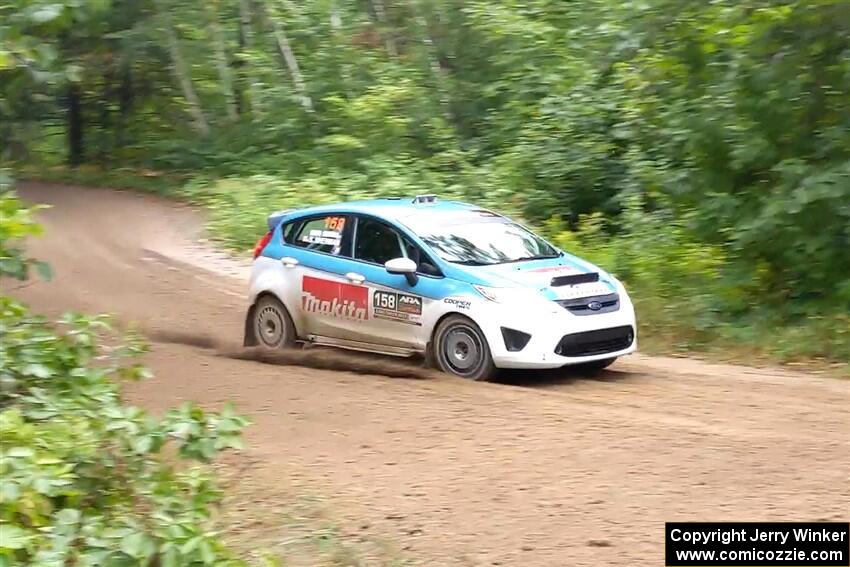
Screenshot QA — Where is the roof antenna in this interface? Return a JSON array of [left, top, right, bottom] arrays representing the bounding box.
[[412, 194, 437, 204]]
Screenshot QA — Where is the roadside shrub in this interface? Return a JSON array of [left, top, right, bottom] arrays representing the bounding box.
[[179, 167, 475, 251], [0, 184, 251, 565], [0, 171, 50, 281], [541, 197, 728, 351], [0, 301, 250, 566], [540, 196, 850, 365]]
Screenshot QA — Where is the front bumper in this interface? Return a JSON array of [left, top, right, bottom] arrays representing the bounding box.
[[478, 298, 638, 369]]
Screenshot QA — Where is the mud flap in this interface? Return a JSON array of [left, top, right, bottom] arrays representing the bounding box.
[[424, 340, 436, 369], [243, 303, 258, 347]]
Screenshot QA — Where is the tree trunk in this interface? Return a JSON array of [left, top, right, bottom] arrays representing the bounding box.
[[234, 6, 246, 116], [238, 0, 262, 117], [67, 83, 84, 166], [330, 0, 353, 99], [98, 73, 111, 163], [412, 6, 452, 123], [370, 0, 398, 57], [205, 3, 238, 121], [162, 13, 211, 137], [116, 60, 133, 148], [264, 4, 314, 113]]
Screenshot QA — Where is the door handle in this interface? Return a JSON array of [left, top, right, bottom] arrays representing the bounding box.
[[281, 257, 299, 268], [345, 272, 366, 285]]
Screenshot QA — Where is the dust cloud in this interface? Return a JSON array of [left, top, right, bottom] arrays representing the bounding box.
[[146, 329, 435, 380]]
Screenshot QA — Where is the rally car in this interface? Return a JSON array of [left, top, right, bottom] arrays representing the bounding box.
[[244, 195, 636, 380]]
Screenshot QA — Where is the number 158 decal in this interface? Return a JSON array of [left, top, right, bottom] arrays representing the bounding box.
[[373, 290, 423, 325]]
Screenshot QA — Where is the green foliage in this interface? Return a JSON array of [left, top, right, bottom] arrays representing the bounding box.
[[0, 171, 51, 281], [3, 0, 849, 363], [0, 298, 251, 565], [180, 167, 478, 250], [543, 198, 728, 349], [0, 187, 251, 565], [541, 199, 850, 363]]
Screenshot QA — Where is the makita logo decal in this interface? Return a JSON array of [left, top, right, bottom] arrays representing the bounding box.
[[302, 275, 368, 321]]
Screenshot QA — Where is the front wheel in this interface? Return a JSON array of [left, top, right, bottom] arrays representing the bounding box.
[[253, 295, 296, 349], [432, 315, 497, 381]]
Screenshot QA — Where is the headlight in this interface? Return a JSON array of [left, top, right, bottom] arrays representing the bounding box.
[[612, 276, 628, 295], [473, 285, 544, 305], [610, 277, 633, 308], [473, 284, 503, 302]]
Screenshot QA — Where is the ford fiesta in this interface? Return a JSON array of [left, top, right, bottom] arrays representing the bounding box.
[[244, 195, 636, 380]]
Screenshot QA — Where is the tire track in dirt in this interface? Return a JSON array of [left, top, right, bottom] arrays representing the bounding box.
[[11, 182, 849, 567]]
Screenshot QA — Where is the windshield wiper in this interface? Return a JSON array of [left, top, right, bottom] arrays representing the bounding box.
[[502, 253, 563, 264], [450, 251, 562, 266], [449, 259, 493, 266]]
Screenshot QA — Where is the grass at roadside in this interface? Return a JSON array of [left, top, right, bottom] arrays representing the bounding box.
[[16, 163, 185, 196], [15, 165, 850, 373], [214, 459, 409, 566]]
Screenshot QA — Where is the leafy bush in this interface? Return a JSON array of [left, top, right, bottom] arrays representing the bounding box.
[[0, 186, 251, 565], [178, 167, 481, 251], [4, 0, 850, 365], [541, 197, 728, 351], [0, 171, 50, 281], [541, 197, 850, 364]]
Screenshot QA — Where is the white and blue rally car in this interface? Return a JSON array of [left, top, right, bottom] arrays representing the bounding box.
[[244, 195, 636, 380]]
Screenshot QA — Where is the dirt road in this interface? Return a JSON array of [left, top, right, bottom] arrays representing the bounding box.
[[10, 182, 849, 566]]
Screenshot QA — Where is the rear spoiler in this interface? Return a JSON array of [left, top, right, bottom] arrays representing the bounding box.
[[267, 209, 294, 231]]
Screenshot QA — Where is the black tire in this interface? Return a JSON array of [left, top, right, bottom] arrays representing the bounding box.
[[253, 295, 296, 349], [573, 357, 617, 374], [432, 315, 497, 381]]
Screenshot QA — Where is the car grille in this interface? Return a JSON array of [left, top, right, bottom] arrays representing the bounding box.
[[555, 325, 635, 357], [555, 293, 620, 315]]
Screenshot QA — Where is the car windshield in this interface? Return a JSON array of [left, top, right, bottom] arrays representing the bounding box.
[[409, 217, 560, 265]]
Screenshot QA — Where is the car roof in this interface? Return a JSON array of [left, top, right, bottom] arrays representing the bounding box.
[[287, 197, 491, 224]]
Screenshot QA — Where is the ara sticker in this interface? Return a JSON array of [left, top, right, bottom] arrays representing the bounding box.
[[302, 275, 368, 321], [373, 290, 423, 325]]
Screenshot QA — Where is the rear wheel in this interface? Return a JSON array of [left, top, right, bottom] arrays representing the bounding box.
[[253, 295, 296, 349], [432, 315, 497, 381]]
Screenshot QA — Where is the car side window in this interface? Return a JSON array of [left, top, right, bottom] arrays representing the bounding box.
[[290, 215, 351, 256], [354, 217, 403, 265], [281, 221, 299, 244], [402, 236, 442, 277]]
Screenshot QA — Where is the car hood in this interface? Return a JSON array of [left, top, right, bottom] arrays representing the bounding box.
[[452, 254, 617, 299]]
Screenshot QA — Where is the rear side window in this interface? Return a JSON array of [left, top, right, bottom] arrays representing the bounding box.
[[289, 215, 351, 256], [281, 221, 299, 244]]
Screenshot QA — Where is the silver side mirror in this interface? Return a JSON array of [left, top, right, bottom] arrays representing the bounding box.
[[385, 257, 418, 286]]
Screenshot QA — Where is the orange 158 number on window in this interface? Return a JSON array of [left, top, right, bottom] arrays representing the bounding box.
[[325, 216, 346, 232]]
